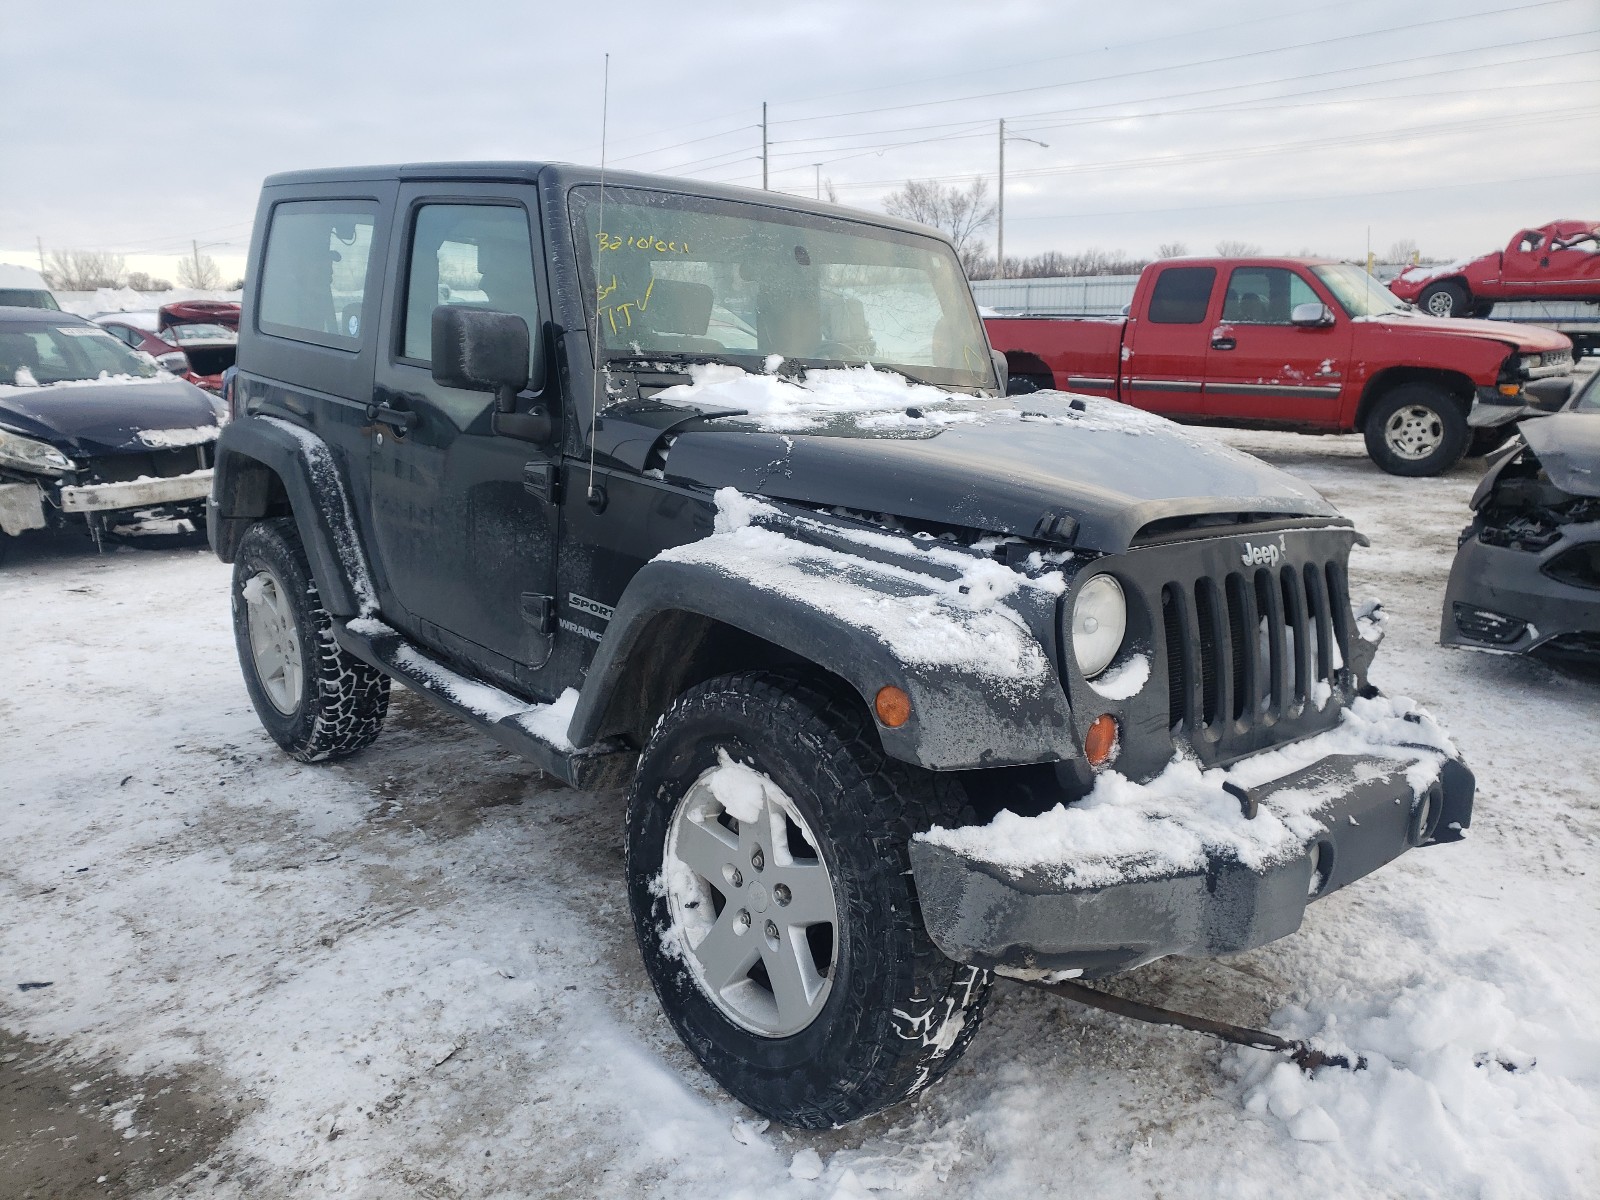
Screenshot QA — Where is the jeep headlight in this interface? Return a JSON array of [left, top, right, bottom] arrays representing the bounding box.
[[1071, 574, 1127, 679], [0, 427, 73, 476]]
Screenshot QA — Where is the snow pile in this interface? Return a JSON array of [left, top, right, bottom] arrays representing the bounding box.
[[919, 694, 1457, 886], [659, 488, 1056, 686], [137, 425, 220, 449], [651, 362, 969, 431], [1229, 968, 1600, 1196]]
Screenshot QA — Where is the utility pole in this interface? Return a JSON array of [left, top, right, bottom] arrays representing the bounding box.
[[36, 236, 45, 273], [761, 102, 769, 190], [192, 239, 203, 286], [997, 120, 1048, 282], [997, 119, 1005, 280]]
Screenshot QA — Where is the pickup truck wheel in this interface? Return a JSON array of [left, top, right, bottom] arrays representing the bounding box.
[[626, 671, 990, 1128], [1418, 280, 1469, 318], [1363, 385, 1469, 476], [232, 517, 389, 762]]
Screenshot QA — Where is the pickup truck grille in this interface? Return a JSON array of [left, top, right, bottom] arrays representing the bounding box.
[[1159, 559, 1351, 761]]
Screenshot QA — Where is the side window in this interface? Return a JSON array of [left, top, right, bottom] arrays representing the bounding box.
[[1517, 231, 1543, 253], [1147, 266, 1216, 324], [1222, 267, 1318, 325], [401, 204, 538, 365], [257, 201, 376, 347]]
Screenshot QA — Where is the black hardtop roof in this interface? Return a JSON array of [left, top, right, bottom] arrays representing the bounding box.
[[0, 306, 90, 327], [259, 162, 950, 245]]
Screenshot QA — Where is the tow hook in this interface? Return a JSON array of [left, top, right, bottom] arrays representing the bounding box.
[[1019, 977, 1367, 1073]]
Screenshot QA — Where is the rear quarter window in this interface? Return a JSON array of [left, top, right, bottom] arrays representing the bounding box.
[[1147, 266, 1216, 324], [257, 201, 377, 348]]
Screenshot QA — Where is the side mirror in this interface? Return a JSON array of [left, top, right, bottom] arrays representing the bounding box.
[[1290, 302, 1336, 328], [431, 306, 534, 412], [990, 347, 1009, 396]]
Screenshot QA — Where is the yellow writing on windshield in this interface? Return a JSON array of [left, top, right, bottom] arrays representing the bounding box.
[[596, 232, 691, 255], [597, 276, 656, 336]]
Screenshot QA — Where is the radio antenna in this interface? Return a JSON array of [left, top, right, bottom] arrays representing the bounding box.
[[587, 52, 611, 504]]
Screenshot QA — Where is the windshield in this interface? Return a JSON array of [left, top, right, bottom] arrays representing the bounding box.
[[571, 186, 996, 390], [0, 289, 60, 311], [168, 322, 237, 343], [0, 322, 159, 386], [1312, 263, 1411, 318]]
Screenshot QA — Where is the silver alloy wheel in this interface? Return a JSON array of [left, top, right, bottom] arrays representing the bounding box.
[[663, 756, 839, 1037], [1425, 290, 1455, 316], [243, 569, 304, 715], [1383, 404, 1445, 461]]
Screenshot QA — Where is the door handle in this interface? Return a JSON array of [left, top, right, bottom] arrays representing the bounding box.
[[365, 401, 417, 434], [1211, 336, 1236, 351]]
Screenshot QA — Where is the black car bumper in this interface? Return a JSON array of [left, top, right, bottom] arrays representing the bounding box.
[[909, 752, 1474, 978], [1440, 528, 1600, 658]]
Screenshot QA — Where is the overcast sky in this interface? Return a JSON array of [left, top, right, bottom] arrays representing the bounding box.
[[3, 0, 1596, 282]]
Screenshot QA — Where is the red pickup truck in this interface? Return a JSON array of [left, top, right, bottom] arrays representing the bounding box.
[[1388, 220, 1600, 318], [985, 257, 1575, 476]]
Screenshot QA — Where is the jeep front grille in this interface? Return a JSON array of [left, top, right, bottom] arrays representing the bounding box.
[[1161, 560, 1350, 759]]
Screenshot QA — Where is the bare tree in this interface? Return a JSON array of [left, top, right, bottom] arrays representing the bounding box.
[[1214, 239, 1262, 257], [1385, 238, 1419, 265], [178, 252, 223, 290], [883, 179, 996, 262], [824, 178, 839, 205], [43, 250, 126, 290], [1156, 242, 1188, 259], [125, 270, 173, 292]]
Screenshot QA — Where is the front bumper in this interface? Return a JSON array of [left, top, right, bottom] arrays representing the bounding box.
[[58, 469, 213, 514], [1441, 526, 1600, 656], [1469, 384, 1571, 427], [910, 751, 1474, 978]]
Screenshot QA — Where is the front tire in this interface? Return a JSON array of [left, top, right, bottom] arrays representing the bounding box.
[[1418, 279, 1470, 318], [626, 672, 990, 1128], [1363, 384, 1470, 476], [232, 517, 389, 761]]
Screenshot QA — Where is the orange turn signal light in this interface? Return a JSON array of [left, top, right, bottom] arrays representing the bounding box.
[[1498, 384, 1521, 397], [1084, 714, 1119, 768], [875, 686, 912, 728]]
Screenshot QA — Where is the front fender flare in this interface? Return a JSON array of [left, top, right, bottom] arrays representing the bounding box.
[[570, 556, 1078, 772]]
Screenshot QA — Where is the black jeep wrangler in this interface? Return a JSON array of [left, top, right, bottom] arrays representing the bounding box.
[[210, 162, 1474, 1127]]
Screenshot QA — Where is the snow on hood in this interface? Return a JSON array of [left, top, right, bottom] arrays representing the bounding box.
[[1391, 257, 1478, 288], [0, 373, 221, 456], [918, 693, 1458, 888], [645, 368, 1340, 553]]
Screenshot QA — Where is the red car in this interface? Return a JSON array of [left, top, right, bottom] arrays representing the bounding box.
[[94, 301, 240, 393], [1388, 220, 1600, 318], [985, 256, 1575, 476]]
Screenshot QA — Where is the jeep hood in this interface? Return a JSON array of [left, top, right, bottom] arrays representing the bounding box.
[[0, 376, 221, 457], [617, 381, 1339, 553]]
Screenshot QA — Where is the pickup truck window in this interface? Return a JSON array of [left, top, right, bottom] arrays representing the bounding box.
[[1311, 263, 1408, 318], [1146, 266, 1215, 324], [401, 204, 539, 365], [1222, 267, 1318, 325], [258, 201, 376, 347], [570, 186, 994, 390]]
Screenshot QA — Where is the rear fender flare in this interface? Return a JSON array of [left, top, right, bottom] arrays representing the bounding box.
[[569, 557, 1079, 772], [208, 416, 376, 618]]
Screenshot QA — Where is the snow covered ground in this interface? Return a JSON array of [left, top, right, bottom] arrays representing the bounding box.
[[3, 426, 1598, 1198]]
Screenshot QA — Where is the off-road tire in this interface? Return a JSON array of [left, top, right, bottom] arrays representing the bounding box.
[[1418, 279, 1470, 318], [1363, 384, 1470, 476], [626, 671, 991, 1128], [232, 517, 389, 761]]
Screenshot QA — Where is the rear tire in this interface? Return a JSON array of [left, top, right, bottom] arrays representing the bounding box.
[[1418, 280, 1470, 318], [1363, 384, 1470, 476], [626, 671, 990, 1128], [232, 517, 389, 761]]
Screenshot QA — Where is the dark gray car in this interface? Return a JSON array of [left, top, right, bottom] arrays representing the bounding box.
[[1441, 370, 1600, 668]]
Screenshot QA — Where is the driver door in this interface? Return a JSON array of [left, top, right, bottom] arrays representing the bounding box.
[[366, 187, 561, 694]]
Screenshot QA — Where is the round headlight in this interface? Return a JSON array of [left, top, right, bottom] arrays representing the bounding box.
[[1071, 574, 1127, 679]]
